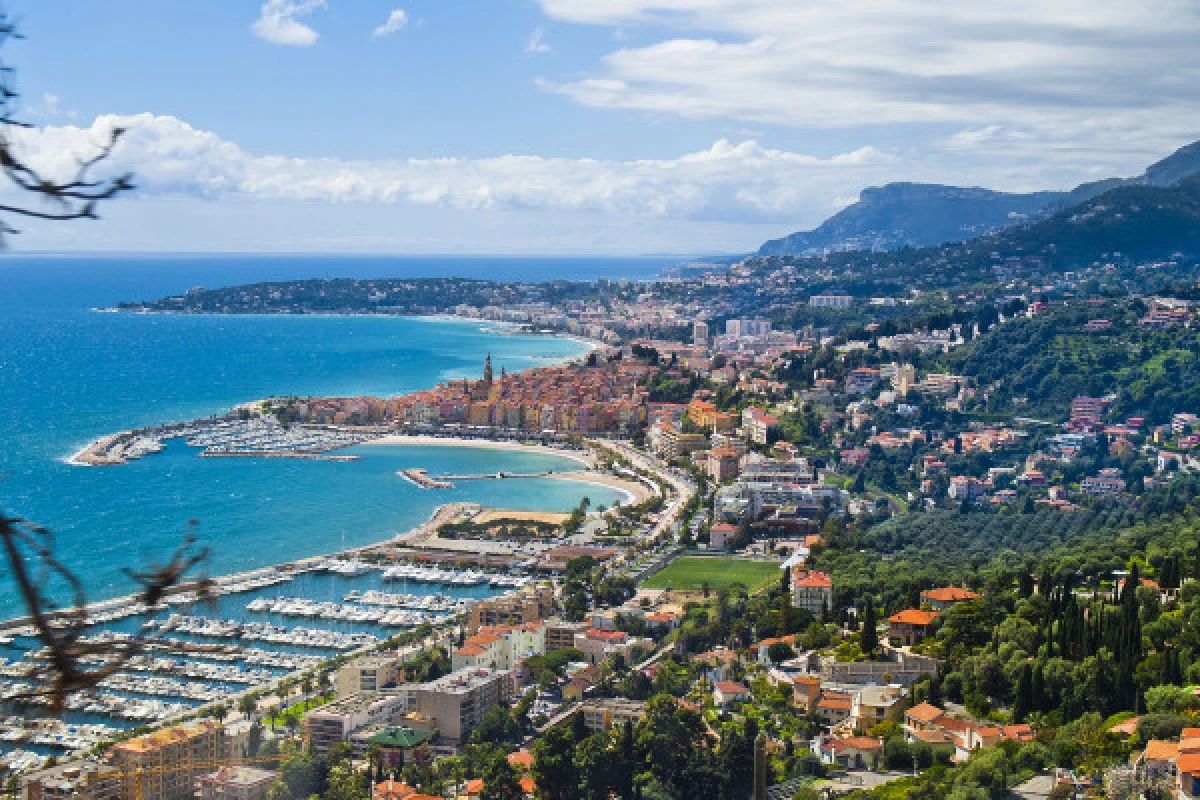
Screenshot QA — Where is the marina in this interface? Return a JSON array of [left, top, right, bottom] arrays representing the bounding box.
[[72, 417, 381, 466], [0, 562, 513, 768]]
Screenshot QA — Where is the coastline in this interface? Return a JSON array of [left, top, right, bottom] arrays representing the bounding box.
[[365, 434, 595, 468], [65, 312, 606, 466]]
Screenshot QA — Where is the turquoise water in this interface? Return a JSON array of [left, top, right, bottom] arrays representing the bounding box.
[[0, 256, 664, 618]]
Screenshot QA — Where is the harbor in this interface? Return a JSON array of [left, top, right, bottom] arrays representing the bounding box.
[[0, 557, 520, 770], [71, 417, 381, 466]]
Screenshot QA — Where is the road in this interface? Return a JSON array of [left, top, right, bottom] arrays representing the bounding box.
[[595, 439, 696, 545]]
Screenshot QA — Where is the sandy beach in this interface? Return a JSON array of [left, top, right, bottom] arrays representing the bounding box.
[[365, 435, 653, 504], [547, 470, 654, 505], [365, 434, 596, 467]]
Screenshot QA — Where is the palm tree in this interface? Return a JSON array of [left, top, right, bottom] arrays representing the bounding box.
[[266, 705, 280, 732], [238, 695, 257, 720]]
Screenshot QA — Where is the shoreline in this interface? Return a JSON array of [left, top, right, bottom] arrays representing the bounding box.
[[99, 306, 607, 356], [365, 434, 595, 468], [65, 313, 606, 466]]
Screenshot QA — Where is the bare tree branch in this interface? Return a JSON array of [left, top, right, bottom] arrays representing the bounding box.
[[0, 510, 210, 713], [0, 10, 134, 244]]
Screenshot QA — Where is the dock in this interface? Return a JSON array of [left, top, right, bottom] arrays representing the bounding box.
[[400, 468, 456, 488], [200, 451, 360, 461]]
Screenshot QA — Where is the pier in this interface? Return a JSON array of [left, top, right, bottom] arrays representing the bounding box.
[[400, 468, 455, 488], [200, 451, 360, 461], [438, 470, 559, 480]]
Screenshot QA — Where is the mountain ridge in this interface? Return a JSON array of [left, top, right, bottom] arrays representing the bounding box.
[[757, 138, 1200, 257]]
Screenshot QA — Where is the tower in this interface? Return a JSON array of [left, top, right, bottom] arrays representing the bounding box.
[[483, 353, 494, 386]]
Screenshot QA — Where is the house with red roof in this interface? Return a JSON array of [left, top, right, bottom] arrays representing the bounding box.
[[887, 609, 940, 647], [919, 587, 981, 611], [713, 681, 751, 708], [815, 736, 883, 769], [792, 570, 833, 616]]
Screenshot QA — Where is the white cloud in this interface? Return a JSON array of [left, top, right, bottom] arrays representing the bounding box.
[[533, 0, 1200, 159], [8, 111, 1196, 254], [8, 114, 905, 225], [252, 0, 326, 47], [526, 27, 551, 53], [373, 10, 408, 38]]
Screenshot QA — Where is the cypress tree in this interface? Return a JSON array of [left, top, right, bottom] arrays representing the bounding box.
[[1012, 665, 1033, 723], [860, 599, 878, 658], [1031, 663, 1046, 712], [1018, 571, 1035, 600]]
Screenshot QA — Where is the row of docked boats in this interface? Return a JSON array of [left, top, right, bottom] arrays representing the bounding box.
[[185, 418, 372, 455], [0, 682, 190, 721], [344, 589, 467, 612], [244, 596, 447, 627], [157, 614, 380, 650], [315, 558, 375, 576], [380, 564, 529, 587]]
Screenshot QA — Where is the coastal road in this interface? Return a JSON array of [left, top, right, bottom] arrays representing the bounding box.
[[594, 439, 695, 545]]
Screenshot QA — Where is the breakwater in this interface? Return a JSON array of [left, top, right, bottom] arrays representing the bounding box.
[[71, 417, 380, 466]]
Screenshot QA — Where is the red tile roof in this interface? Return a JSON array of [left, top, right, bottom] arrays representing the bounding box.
[[905, 702, 945, 724], [714, 681, 750, 695], [921, 587, 981, 603], [888, 609, 940, 626]]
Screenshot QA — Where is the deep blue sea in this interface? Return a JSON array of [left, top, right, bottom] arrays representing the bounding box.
[[0, 255, 675, 618]]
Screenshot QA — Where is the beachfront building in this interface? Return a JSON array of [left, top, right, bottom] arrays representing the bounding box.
[[336, 654, 401, 696], [109, 720, 223, 800]]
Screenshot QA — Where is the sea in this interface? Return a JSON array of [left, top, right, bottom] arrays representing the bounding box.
[[0, 254, 678, 620]]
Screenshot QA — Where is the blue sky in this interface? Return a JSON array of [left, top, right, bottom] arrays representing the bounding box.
[[4, 0, 1199, 254]]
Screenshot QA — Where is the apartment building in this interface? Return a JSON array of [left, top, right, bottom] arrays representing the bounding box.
[[303, 692, 405, 753], [109, 720, 223, 800], [336, 654, 400, 696], [808, 294, 854, 308], [451, 622, 547, 672], [576, 699, 647, 734], [24, 763, 121, 800], [397, 667, 514, 744], [543, 618, 590, 651], [194, 767, 280, 800], [791, 570, 833, 617], [466, 586, 554, 632]]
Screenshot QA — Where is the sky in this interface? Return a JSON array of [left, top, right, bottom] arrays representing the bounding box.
[[3, 0, 1199, 255]]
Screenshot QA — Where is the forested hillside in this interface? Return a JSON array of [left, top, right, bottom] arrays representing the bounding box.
[[940, 300, 1200, 423]]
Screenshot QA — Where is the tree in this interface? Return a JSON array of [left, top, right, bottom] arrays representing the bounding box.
[[860, 598, 878, 658], [1012, 665, 1033, 724], [531, 726, 577, 800], [239, 694, 258, 720], [636, 694, 707, 797], [480, 752, 525, 800], [576, 733, 621, 800], [767, 641, 797, 664]]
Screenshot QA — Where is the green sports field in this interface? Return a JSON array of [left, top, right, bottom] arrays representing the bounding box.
[[642, 556, 782, 592]]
